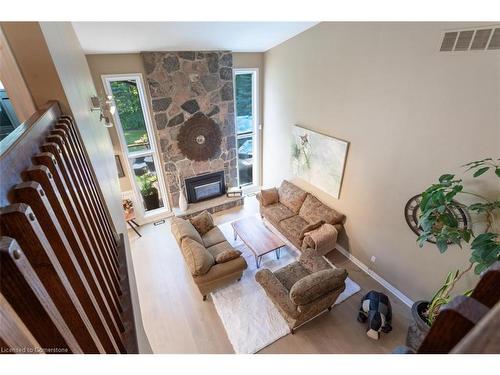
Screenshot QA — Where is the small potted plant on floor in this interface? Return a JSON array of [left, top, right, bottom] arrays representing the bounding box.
[[407, 158, 500, 350], [138, 172, 160, 211]]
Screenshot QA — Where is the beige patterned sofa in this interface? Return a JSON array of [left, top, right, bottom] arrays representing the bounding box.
[[171, 211, 247, 300], [256, 249, 347, 333], [257, 180, 345, 255]]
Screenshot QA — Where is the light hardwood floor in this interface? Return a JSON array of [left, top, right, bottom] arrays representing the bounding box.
[[129, 196, 411, 353]]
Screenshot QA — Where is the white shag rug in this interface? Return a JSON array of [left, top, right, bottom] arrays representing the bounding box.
[[211, 219, 361, 354]]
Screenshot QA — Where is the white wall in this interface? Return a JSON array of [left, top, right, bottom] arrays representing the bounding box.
[[263, 22, 500, 301], [39, 22, 152, 353], [0, 26, 37, 122]]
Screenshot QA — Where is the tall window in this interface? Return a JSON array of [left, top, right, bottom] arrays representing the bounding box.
[[234, 69, 259, 188], [102, 74, 168, 218]]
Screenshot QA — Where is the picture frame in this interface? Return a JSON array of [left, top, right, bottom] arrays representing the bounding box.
[[291, 125, 349, 199]]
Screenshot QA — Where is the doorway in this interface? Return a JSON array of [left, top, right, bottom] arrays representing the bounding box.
[[234, 69, 260, 191], [102, 74, 169, 221]]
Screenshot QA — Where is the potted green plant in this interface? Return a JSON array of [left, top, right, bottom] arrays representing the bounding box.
[[137, 172, 160, 211], [406, 158, 500, 350]]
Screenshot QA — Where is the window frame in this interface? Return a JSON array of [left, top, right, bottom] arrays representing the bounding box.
[[102, 73, 169, 220], [233, 68, 260, 191]]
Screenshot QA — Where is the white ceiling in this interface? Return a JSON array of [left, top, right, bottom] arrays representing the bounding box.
[[72, 22, 318, 54]]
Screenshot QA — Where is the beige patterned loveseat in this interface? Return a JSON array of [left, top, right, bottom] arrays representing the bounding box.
[[171, 211, 247, 300], [257, 180, 345, 255]]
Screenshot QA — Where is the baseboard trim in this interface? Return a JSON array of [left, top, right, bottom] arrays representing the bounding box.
[[334, 245, 414, 308]]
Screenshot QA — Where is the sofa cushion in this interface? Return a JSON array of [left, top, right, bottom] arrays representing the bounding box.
[[193, 256, 247, 284], [299, 194, 345, 225], [189, 210, 215, 235], [180, 237, 214, 276], [299, 250, 333, 273], [279, 215, 309, 245], [171, 217, 203, 246], [261, 203, 295, 226], [260, 188, 279, 206], [289, 268, 347, 306], [278, 180, 307, 214], [202, 227, 226, 248], [274, 261, 311, 291], [215, 249, 242, 264], [207, 240, 235, 259]]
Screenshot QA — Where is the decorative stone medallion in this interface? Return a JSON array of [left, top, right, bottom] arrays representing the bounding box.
[[177, 113, 222, 161]]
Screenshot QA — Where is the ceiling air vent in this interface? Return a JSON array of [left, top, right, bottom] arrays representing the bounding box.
[[487, 28, 500, 50], [439, 26, 500, 52], [455, 30, 474, 51], [440, 32, 458, 51], [471, 29, 492, 50]]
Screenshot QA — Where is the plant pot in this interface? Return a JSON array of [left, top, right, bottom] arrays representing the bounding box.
[[406, 300, 431, 351], [143, 189, 159, 211]]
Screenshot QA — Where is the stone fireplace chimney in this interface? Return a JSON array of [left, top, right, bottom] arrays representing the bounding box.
[[141, 51, 237, 207]]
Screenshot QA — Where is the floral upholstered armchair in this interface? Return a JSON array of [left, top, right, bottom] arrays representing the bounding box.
[[255, 249, 347, 333]]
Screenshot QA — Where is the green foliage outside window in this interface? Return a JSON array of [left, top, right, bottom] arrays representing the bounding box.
[[110, 80, 150, 149], [136, 173, 158, 197], [110, 81, 146, 131], [235, 74, 252, 117]]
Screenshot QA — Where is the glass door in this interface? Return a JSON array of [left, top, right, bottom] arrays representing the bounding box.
[[102, 74, 169, 220], [234, 69, 259, 190]]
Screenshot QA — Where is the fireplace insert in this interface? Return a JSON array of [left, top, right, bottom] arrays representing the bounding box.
[[185, 171, 226, 203]]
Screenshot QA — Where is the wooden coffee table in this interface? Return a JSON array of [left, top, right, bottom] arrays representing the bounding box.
[[231, 216, 286, 268]]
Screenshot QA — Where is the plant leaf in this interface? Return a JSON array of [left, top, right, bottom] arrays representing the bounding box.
[[417, 234, 428, 247], [473, 167, 489, 177], [436, 238, 448, 253], [474, 263, 488, 275], [440, 213, 458, 227], [462, 230, 471, 243], [439, 174, 454, 183], [461, 158, 492, 167]]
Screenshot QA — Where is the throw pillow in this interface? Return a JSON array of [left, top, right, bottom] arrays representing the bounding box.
[[299, 194, 345, 225], [171, 217, 203, 245], [299, 220, 325, 240], [189, 210, 215, 235], [278, 180, 307, 214], [289, 268, 347, 305], [181, 237, 215, 276], [215, 249, 242, 264], [260, 188, 279, 206]]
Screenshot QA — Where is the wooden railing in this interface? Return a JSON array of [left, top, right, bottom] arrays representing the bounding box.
[[394, 261, 500, 354], [0, 102, 138, 354]]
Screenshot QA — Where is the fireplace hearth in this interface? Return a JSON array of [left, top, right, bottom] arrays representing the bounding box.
[[185, 171, 226, 203]]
